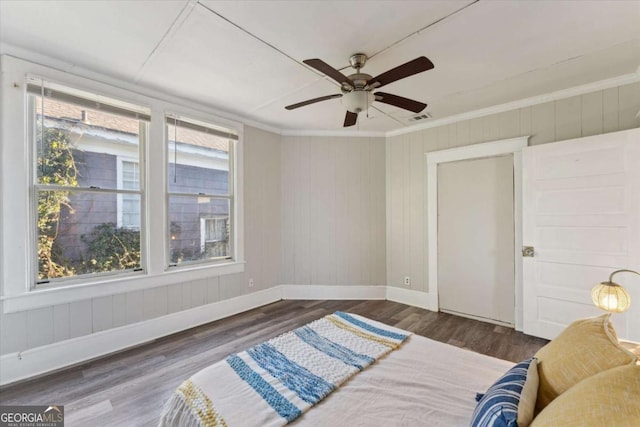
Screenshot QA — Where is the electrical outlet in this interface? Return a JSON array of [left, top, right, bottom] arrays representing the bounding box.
[[404, 276, 411, 286], [248, 278, 254, 288]]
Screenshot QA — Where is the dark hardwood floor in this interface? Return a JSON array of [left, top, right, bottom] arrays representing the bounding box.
[[0, 300, 548, 426]]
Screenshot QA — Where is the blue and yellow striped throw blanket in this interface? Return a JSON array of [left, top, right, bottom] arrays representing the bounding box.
[[158, 311, 411, 427]]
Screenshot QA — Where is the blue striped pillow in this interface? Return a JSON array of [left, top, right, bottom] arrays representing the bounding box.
[[470, 357, 538, 427]]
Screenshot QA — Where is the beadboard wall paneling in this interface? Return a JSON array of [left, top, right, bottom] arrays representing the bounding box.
[[386, 81, 640, 295], [26, 307, 53, 349], [52, 304, 70, 342], [0, 126, 282, 356], [281, 135, 386, 288]]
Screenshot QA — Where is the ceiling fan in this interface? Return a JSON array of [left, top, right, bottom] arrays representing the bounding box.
[[285, 53, 434, 127]]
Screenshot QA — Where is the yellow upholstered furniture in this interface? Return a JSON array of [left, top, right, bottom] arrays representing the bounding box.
[[619, 340, 640, 363], [533, 314, 637, 413], [530, 364, 640, 427]]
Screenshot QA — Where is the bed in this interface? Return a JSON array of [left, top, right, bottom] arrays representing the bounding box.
[[159, 311, 639, 427]]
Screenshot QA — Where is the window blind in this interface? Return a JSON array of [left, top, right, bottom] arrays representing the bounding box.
[[167, 116, 239, 141], [26, 83, 151, 122]]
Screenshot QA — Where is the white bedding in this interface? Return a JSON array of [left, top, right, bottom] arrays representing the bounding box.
[[292, 334, 513, 427]]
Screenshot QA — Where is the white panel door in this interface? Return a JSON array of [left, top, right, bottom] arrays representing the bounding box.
[[438, 155, 515, 325], [522, 128, 640, 341]]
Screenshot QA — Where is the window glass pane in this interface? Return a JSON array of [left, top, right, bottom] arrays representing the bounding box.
[[37, 190, 141, 281], [32, 93, 142, 190], [169, 196, 230, 264], [167, 121, 230, 196]]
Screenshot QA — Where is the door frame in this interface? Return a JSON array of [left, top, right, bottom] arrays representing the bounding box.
[[425, 136, 529, 330]]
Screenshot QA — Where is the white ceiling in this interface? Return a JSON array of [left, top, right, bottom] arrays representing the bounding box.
[[1, 0, 639, 133]]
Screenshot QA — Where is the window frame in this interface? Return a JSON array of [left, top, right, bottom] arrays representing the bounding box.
[[165, 113, 237, 269], [0, 56, 245, 313], [28, 80, 149, 287]]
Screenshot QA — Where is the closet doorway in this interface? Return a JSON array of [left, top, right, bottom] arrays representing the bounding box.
[[426, 137, 528, 329]]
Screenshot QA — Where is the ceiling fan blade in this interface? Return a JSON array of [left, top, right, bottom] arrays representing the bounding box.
[[304, 59, 354, 87], [344, 111, 358, 127], [374, 92, 427, 113], [285, 94, 342, 110], [368, 56, 434, 89]]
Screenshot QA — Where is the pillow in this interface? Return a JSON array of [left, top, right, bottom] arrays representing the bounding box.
[[470, 357, 539, 427], [530, 364, 640, 427], [534, 314, 637, 413]]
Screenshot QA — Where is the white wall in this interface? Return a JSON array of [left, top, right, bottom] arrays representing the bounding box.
[[243, 127, 283, 294], [281, 136, 386, 287], [387, 81, 640, 299]]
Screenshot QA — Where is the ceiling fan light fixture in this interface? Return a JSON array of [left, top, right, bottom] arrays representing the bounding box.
[[341, 90, 374, 114]]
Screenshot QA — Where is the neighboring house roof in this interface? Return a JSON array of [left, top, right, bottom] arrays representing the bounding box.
[[38, 97, 229, 153]]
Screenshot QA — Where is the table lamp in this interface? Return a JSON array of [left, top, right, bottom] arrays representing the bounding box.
[[591, 269, 639, 313]]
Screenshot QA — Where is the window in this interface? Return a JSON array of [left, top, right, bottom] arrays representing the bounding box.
[[28, 79, 149, 284], [1, 58, 246, 308], [166, 115, 236, 266]]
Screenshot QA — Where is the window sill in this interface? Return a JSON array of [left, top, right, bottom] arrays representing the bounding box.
[[1, 261, 245, 314]]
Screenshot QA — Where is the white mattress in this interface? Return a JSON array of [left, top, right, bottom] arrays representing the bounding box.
[[292, 334, 513, 427]]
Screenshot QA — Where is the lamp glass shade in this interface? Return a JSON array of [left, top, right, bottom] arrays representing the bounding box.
[[591, 282, 631, 313], [341, 91, 374, 113]]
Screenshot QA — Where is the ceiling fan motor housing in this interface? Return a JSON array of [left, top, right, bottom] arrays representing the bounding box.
[[344, 72, 372, 90]]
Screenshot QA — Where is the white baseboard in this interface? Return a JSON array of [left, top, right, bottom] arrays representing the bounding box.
[[386, 286, 435, 310], [0, 286, 282, 386], [280, 284, 386, 300]]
